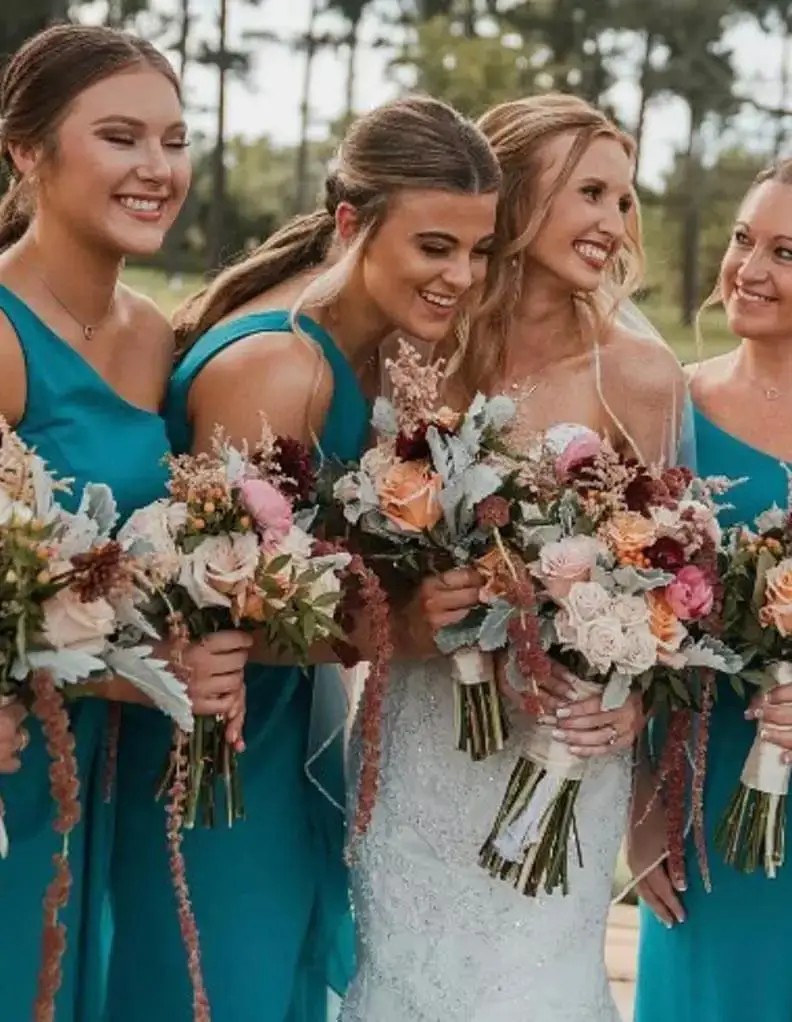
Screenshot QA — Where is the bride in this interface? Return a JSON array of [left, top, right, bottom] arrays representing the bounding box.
[[340, 94, 688, 1021]]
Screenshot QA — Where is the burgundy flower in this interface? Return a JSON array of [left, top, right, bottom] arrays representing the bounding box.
[[661, 466, 693, 500], [273, 436, 315, 502], [624, 471, 657, 515], [395, 424, 431, 461], [645, 536, 686, 572], [476, 495, 511, 529]]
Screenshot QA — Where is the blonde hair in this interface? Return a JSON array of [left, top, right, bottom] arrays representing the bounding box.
[[453, 93, 643, 393], [696, 156, 792, 355], [174, 95, 501, 352]]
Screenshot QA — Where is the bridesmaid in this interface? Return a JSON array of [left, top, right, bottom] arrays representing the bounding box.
[[635, 158, 792, 1021], [106, 96, 501, 1021], [0, 25, 249, 1020]]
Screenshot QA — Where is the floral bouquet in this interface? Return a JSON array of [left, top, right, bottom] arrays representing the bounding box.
[[0, 418, 192, 1021], [332, 340, 519, 761], [716, 488, 792, 877], [437, 425, 739, 896], [119, 422, 353, 832]]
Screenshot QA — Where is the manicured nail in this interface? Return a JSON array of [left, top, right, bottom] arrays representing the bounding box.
[[552, 728, 566, 741], [745, 708, 758, 720], [761, 728, 769, 740], [783, 752, 792, 764], [568, 746, 584, 755], [538, 714, 555, 726], [556, 707, 572, 719], [664, 921, 673, 930]]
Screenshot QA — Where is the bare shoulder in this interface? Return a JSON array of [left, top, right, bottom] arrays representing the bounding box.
[[683, 352, 733, 403], [118, 285, 175, 375], [604, 323, 686, 399], [188, 328, 334, 446], [0, 303, 27, 425]]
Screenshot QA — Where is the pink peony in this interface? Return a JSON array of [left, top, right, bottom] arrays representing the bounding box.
[[556, 429, 602, 477], [239, 479, 292, 545], [665, 565, 714, 621]]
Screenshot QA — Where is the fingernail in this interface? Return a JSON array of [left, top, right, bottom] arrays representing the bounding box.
[[676, 913, 686, 924], [783, 752, 792, 764], [745, 708, 758, 720], [552, 728, 566, 740], [568, 746, 583, 755], [761, 728, 769, 740], [556, 707, 572, 719], [538, 715, 555, 726], [664, 921, 674, 930]]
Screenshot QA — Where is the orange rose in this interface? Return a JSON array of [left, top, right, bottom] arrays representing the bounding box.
[[601, 511, 656, 562], [377, 461, 443, 532], [759, 560, 792, 636], [476, 545, 513, 603], [647, 590, 686, 655]]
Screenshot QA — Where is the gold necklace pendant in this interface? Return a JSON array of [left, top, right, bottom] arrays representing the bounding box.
[[765, 386, 781, 401], [83, 324, 95, 341]]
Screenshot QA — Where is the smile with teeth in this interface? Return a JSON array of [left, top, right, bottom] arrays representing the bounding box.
[[734, 284, 776, 304], [118, 196, 165, 212], [420, 290, 457, 309], [574, 241, 610, 267]]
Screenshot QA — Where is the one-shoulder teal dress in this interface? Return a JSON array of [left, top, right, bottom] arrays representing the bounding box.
[[106, 312, 366, 1021], [0, 285, 170, 1021], [636, 407, 792, 1022]]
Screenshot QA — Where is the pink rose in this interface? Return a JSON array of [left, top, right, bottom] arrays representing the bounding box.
[[665, 565, 714, 621], [239, 479, 292, 546], [537, 535, 603, 600], [556, 429, 602, 477]]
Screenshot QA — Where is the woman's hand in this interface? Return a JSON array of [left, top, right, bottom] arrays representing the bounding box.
[[0, 702, 28, 774], [178, 631, 252, 749], [747, 684, 792, 760], [419, 568, 482, 632], [541, 665, 645, 757]]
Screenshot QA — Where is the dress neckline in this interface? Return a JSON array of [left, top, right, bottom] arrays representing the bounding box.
[[694, 403, 792, 467], [0, 283, 161, 420]]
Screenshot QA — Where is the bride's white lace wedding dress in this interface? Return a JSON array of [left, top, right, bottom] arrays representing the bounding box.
[[340, 657, 629, 1022]]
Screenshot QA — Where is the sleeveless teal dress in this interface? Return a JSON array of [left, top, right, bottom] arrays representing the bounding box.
[[106, 312, 365, 1021], [636, 407, 792, 1022], [0, 285, 170, 1021]]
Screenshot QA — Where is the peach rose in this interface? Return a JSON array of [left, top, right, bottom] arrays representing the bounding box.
[[601, 511, 657, 561], [761, 560, 792, 636], [536, 535, 603, 600], [377, 461, 443, 532], [647, 590, 687, 661]]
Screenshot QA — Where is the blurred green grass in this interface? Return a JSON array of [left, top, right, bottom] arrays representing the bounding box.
[[124, 265, 736, 365]]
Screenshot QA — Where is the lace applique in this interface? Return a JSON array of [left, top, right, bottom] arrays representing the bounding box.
[[341, 660, 629, 1022]]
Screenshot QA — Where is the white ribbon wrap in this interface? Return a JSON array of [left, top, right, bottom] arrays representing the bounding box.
[[493, 677, 601, 861], [450, 648, 495, 687], [0, 693, 15, 859], [742, 661, 792, 797]]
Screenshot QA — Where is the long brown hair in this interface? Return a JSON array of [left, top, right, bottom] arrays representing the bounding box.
[[454, 93, 643, 393], [0, 24, 180, 250], [174, 95, 501, 351]]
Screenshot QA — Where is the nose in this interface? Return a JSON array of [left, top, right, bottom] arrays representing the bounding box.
[[442, 253, 474, 293], [136, 140, 172, 185], [597, 197, 626, 242], [736, 245, 770, 283]]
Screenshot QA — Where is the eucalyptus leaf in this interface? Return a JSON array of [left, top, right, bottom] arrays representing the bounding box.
[[77, 483, 119, 538], [612, 566, 674, 593], [479, 599, 514, 652], [371, 397, 399, 437], [106, 646, 193, 731]]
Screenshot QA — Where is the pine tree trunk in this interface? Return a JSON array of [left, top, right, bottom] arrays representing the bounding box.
[[176, 0, 191, 85], [207, 0, 228, 270], [345, 18, 360, 120], [294, 0, 319, 214], [681, 103, 703, 328], [775, 15, 791, 156], [634, 30, 655, 181]]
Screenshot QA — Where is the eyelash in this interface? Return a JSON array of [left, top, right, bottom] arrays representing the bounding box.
[[733, 231, 792, 261], [581, 185, 632, 214], [104, 135, 189, 150]]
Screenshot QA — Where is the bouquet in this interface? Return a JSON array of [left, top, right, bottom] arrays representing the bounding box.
[[439, 425, 738, 896], [716, 487, 792, 877], [332, 340, 519, 761], [0, 418, 191, 1021], [119, 422, 353, 831]]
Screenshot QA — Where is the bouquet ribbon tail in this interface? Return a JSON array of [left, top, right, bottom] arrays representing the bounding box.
[[493, 769, 562, 860]]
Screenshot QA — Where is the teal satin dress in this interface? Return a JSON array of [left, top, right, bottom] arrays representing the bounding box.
[[636, 407, 792, 1022], [0, 285, 170, 1021], [106, 312, 365, 1021]]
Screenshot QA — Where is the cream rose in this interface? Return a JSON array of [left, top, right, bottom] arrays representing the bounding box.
[[563, 581, 613, 625], [119, 500, 187, 584], [536, 535, 603, 600], [43, 587, 115, 654], [178, 532, 260, 609], [610, 594, 650, 630], [615, 626, 658, 676], [577, 617, 625, 674]]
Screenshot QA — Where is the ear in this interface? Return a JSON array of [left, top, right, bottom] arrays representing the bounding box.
[[335, 201, 360, 243], [6, 140, 41, 180]]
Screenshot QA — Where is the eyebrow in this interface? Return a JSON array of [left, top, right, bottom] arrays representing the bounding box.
[[92, 115, 187, 132], [735, 220, 792, 243]]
